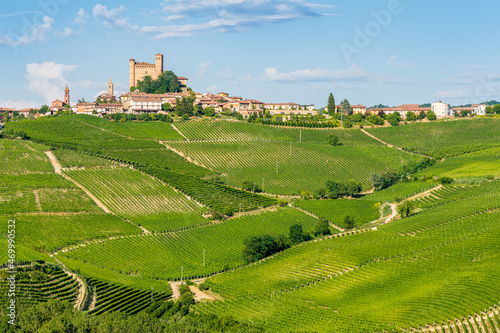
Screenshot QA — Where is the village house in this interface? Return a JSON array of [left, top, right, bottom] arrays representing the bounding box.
[[431, 101, 450, 118], [368, 104, 431, 118]]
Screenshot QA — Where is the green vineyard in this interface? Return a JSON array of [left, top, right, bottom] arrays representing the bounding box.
[[168, 140, 424, 195], [0, 265, 79, 309], [201, 181, 500, 331], [58, 208, 318, 281], [175, 120, 384, 145], [86, 278, 171, 315], [64, 167, 207, 229], [366, 118, 500, 158], [294, 199, 381, 228], [2, 116, 500, 332]]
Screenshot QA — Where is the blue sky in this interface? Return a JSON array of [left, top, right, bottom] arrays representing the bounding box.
[[1, 0, 499, 109]]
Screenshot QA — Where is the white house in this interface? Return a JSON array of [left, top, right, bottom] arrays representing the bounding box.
[[431, 101, 450, 118], [129, 97, 162, 114], [474, 104, 487, 116]]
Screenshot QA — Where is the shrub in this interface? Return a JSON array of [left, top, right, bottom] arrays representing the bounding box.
[[439, 176, 454, 185], [198, 282, 209, 291], [326, 134, 342, 146]]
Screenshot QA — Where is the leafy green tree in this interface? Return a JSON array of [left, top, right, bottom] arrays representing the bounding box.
[[406, 111, 416, 121], [417, 111, 426, 120], [493, 104, 500, 114], [369, 173, 384, 190], [289, 224, 305, 244], [317, 188, 327, 199], [327, 93, 335, 114], [460, 110, 470, 117], [388, 114, 400, 126], [344, 215, 355, 229], [397, 200, 415, 218], [368, 114, 384, 125], [439, 176, 454, 184], [346, 179, 362, 196], [243, 235, 286, 263], [485, 106, 493, 114], [39, 105, 49, 114], [314, 219, 331, 236], [203, 107, 215, 117], [340, 99, 353, 115], [162, 102, 172, 112], [427, 110, 437, 120], [136, 71, 182, 94], [326, 133, 342, 146], [223, 207, 234, 217]]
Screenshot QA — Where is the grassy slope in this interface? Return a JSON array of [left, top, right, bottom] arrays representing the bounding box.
[[366, 118, 500, 157], [0, 139, 53, 174], [362, 181, 438, 202], [295, 199, 380, 227], [415, 146, 500, 179]]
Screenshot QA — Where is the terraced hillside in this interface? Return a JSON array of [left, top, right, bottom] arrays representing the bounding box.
[[64, 167, 208, 231], [366, 118, 500, 158], [57, 208, 320, 281], [175, 120, 384, 145], [415, 146, 500, 179], [200, 181, 500, 332], [168, 140, 424, 195], [3, 116, 500, 332], [86, 278, 171, 315], [0, 265, 80, 309]]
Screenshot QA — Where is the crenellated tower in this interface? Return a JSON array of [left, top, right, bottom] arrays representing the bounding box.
[[155, 53, 163, 77]]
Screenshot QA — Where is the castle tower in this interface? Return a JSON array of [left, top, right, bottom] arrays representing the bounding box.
[[107, 78, 114, 96], [155, 53, 163, 77], [129, 58, 136, 89], [64, 86, 70, 105]]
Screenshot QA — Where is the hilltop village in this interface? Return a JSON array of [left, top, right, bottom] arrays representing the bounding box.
[[0, 53, 498, 124]]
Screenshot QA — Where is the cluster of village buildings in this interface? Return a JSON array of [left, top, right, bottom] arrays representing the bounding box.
[[0, 54, 491, 120]]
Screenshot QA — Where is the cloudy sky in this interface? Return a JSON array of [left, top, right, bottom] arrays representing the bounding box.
[[1, 0, 499, 109]]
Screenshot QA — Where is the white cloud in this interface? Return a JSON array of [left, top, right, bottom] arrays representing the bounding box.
[[25, 62, 78, 104], [0, 99, 40, 109], [387, 56, 414, 70], [0, 16, 53, 47], [92, 1, 334, 39], [54, 27, 76, 37], [93, 4, 139, 32], [74, 8, 89, 25], [261, 64, 372, 82], [197, 62, 211, 76]]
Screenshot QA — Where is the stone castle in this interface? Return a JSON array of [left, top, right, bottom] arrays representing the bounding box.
[[129, 53, 164, 89]]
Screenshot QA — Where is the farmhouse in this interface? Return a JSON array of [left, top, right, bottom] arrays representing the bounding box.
[[431, 101, 451, 118]]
